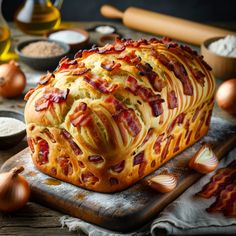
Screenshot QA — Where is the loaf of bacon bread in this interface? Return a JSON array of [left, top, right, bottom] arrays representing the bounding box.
[[25, 38, 215, 192]]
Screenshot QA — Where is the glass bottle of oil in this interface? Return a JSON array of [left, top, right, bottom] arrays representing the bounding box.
[[14, 0, 63, 35], [0, 0, 10, 59]]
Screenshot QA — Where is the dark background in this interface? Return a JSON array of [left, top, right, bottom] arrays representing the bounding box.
[[2, 0, 236, 23]]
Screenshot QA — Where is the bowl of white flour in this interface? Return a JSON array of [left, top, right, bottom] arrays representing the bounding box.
[[0, 110, 26, 149], [201, 35, 236, 79]]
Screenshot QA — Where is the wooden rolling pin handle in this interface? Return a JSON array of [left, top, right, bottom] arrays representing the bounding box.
[[100, 5, 124, 19], [213, 134, 236, 159]]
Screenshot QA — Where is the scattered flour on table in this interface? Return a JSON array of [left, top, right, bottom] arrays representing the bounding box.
[[0, 117, 25, 136], [208, 35, 236, 57]]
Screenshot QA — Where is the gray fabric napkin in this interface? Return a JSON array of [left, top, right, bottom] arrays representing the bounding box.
[[60, 148, 236, 236]]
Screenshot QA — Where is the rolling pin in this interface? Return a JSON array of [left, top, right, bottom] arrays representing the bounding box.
[[100, 5, 236, 45]]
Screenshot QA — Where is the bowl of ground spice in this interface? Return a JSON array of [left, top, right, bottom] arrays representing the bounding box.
[[16, 39, 70, 71], [0, 110, 26, 149]]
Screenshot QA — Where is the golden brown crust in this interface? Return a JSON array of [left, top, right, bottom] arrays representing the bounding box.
[[25, 38, 215, 192]]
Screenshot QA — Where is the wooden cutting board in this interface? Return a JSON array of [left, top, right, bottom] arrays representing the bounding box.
[[1, 117, 236, 232]]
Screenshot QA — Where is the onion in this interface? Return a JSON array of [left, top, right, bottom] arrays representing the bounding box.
[[216, 79, 236, 115], [148, 173, 177, 193], [189, 143, 219, 174], [0, 60, 26, 98], [0, 166, 30, 212]]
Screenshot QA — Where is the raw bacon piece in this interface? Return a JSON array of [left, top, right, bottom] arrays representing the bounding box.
[[60, 128, 82, 155], [35, 87, 69, 112]]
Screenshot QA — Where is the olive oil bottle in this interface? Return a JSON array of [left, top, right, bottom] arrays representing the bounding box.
[[0, 26, 10, 58], [14, 0, 63, 35], [0, 0, 10, 59]]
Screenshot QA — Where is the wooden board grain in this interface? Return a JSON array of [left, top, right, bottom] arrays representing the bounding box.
[[1, 117, 236, 232]]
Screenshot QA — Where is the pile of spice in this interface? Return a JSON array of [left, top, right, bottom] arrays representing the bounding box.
[[48, 30, 86, 44], [0, 117, 25, 136], [208, 35, 236, 58], [21, 41, 65, 58]]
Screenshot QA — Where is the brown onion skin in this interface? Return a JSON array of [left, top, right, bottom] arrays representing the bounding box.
[[216, 79, 236, 115], [0, 166, 30, 212], [0, 60, 26, 98]]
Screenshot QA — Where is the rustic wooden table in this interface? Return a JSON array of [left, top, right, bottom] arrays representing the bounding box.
[[0, 21, 235, 236]]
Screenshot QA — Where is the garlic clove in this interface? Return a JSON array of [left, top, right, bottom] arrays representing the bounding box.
[[189, 144, 219, 174], [148, 174, 177, 193]]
